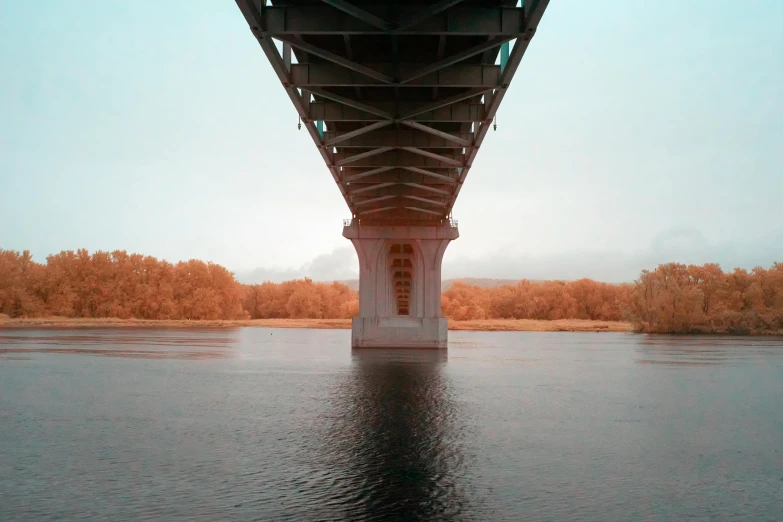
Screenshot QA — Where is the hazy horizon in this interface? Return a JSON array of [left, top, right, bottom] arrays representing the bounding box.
[[2, 1, 782, 279], [233, 226, 783, 285]]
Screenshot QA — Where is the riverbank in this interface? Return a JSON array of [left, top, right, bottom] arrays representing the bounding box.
[[449, 319, 632, 332], [0, 316, 633, 332]]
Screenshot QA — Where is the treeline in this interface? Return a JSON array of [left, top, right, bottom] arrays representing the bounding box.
[[446, 264, 783, 333], [442, 279, 633, 321], [0, 249, 247, 320], [243, 279, 358, 319], [631, 262, 783, 334], [2, 249, 782, 334], [0, 249, 358, 321]]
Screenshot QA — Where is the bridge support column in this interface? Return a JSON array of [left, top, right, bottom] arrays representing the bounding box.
[[343, 222, 458, 349]]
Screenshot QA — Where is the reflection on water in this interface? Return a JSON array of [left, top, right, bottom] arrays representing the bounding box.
[[635, 334, 783, 366], [327, 350, 467, 520], [1, 329, 782, 520], [0, 329, 238, 359], [0, 347, 231, 359]]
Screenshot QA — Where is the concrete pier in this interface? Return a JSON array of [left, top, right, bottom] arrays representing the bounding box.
[[344, 222, 458, 349]]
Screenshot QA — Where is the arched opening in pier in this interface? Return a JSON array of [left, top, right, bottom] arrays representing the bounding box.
[[389, 243, 415, 316]]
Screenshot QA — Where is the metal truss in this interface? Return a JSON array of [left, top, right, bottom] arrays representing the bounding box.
[[236, 0, 550, 223]]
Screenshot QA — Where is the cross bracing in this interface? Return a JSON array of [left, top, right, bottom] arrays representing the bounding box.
[[236, 0, 549, 224]]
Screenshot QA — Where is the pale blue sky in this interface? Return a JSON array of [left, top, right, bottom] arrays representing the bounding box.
[[1, 1, 782, 282]]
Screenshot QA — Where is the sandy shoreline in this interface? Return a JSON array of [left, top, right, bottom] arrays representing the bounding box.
[[0, 317, 634, 333], [449, 319, 633, 332]]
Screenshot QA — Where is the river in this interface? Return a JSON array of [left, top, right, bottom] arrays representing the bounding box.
[[1, 328, 782, 521]]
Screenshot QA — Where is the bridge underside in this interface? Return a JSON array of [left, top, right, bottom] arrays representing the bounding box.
[[236, 0, 549, 347]]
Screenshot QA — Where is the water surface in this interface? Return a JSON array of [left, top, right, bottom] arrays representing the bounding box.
[[1, 329, 782, 521]]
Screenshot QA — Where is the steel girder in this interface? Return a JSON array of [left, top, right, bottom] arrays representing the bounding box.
[[235, 0, 550, 223], [262, 5, 527, 35]]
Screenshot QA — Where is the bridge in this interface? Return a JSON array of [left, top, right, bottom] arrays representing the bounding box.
[[236, 0, 550, 348]]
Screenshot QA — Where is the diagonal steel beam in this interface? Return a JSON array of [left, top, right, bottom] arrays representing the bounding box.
[[290, 62, 499, 88], [311, 101, 484, 122], [325, 121, 392, 147], [396, 0, 466, 31], [332, 150, 461, 167], [402, 183, 451, 196], [343, 165, 396, 182], [321, 0, 393, 31], [449, 0, 551, 213], [401, 147, 463, 167], [400, 87, 492, 119], [353, 195, 396, 206], [275, 35, 394, 84], [351, 182, 396, 195], [336, 146, 394, 166], [307, 87, 393, 120], [359, 206, 396, 216], [401, 36, 513, 84], [400, 166, 456, 184], [403, 195, 448, 207], [404, 206, 444, 216], [468, 7, 548, 157], [325, 130, 470, 149], [235, 0, 355, 213], [400, 120, 472, 147]]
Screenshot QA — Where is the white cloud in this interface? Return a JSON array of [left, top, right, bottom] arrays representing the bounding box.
[[235, 247, 358, 284], [235, 228, 783, 285]]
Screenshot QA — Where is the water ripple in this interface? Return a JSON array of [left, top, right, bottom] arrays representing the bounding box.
[[1, 329, 782, 520]]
